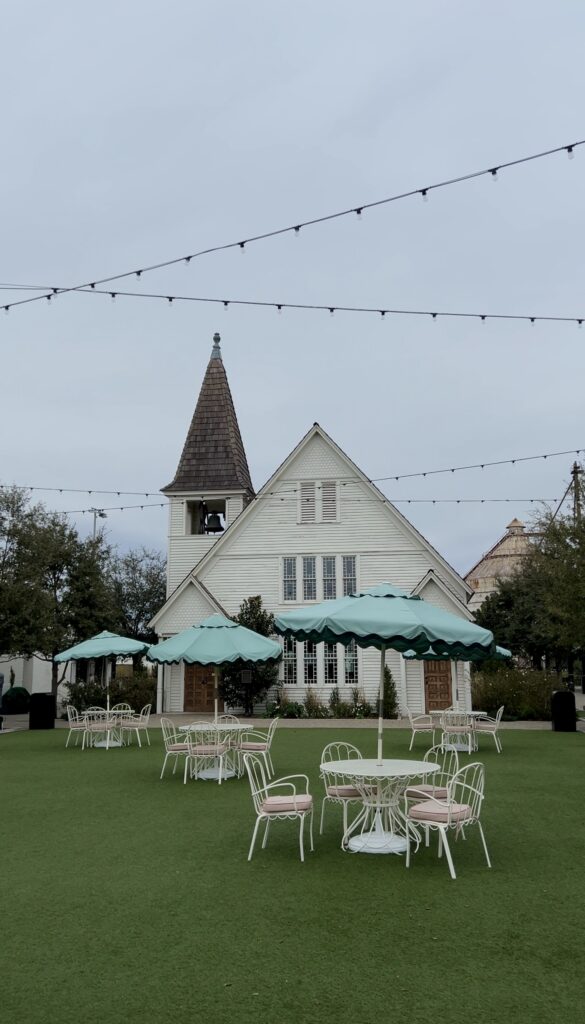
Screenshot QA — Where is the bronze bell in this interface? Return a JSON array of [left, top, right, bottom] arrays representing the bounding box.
[[205, 512, 223, 533]]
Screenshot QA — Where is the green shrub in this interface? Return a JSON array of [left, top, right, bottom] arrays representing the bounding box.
[[304, 687, 329, 718], [265, 686, 306, 719], [471, 667, 557, 721], [383, 666, 399, 719], [1, 686, 30, 714]]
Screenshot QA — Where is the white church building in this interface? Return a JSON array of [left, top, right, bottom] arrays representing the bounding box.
[[151, 333, 474, 716]]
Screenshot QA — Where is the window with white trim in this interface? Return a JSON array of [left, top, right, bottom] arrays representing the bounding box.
[[283, 557, 297, 601], [299, 482, 316, 523], [322, 556, 337, 600], [344, 640, 358, 685], [283, 636, 297, 686], [304, 641, 317, 685], [321, 481, 337, 521], [302, 556, 316, 600], [342, 555, 357, 596], [324, 643, 338, 685]]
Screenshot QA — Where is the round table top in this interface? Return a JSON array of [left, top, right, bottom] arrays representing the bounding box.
[[429, 709, 485, 717], [320, 758, 440, 780], [181, 721, 254, 732]]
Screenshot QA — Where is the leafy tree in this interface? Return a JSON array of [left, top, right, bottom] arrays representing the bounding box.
[[476, 506, 585, 675], [0, 488, 115, 693], [111, 548, 166, 660], [219, 595, 279, 715]]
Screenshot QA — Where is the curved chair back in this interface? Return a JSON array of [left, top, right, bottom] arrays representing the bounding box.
[[494, 705, 504, 725], [320, 741, 362, 790], [265, 716, 279, 748], [423, 743, 459, 785], [447, 762, 485, 823], [137, 703, 151, 724], [217, 713, 240, 725], [66, 705, 82, 724], [243, 752, 269, 814], [111, 702, 132, 714], [161, 717, 182, 750]]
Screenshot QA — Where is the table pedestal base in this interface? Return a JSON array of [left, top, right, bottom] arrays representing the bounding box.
[[348, 832, 407, 855], [196, 765, 237, 781], [93, 739, 123, 748]]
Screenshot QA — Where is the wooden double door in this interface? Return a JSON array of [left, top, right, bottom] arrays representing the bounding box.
[[183, 664, 224, 714], [423, 660, 453, 713]]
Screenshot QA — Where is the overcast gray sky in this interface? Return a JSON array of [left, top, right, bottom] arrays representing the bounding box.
[[1, 0, 584, 575]]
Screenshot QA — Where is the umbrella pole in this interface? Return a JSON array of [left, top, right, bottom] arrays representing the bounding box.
[[213, 667, 219, 724], [377, 645, 386, 763]]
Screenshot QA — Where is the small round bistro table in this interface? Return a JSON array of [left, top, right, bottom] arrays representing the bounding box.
[[320, 757, 440, 855], [180, 721, 254, 780], [430, 710, 486, 752]]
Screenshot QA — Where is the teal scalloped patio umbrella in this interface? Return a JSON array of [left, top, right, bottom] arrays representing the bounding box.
[[55, 630, 150, 712], [275, 583, 495, 760], [146, 613, 282, 721]]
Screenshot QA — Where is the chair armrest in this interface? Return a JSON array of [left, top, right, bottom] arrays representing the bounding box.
[[266, 774, 310, 794], [239, 731, 268, 742]]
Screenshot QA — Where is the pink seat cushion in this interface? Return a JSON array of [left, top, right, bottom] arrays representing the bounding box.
[[409, 800, 471, 824], [326, 785, 361, 799], [473, 722, 494, 730], [262, 794, 313, 814], [240, 742, 268, 751], [405, 784, 448, 801], [190, 744, 227, 755], [168, 743, 188, 752]]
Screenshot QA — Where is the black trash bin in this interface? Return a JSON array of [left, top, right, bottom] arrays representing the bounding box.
[[551, 690, 576, 732], [29, 692, 56, 730]]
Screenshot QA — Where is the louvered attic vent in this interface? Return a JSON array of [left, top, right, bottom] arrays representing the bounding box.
[[298, 480, 337, 523], [321, 481, 337, 521], [300, 481, 316, 522]]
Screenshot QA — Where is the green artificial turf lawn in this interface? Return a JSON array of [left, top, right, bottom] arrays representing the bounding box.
[[2, 726, 583, 1024]]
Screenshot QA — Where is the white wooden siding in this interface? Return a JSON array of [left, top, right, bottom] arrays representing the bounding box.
[[159, 431, 471, 711], [155, 581, 217, 635]]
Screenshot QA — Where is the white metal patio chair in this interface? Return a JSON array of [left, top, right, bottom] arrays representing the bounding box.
[[473, 705, 504, 753], [184, 726, 229, 785], [160, 718, 190, 779], [120, 704, 151, 747], [404, 744, 459, 803], [216, 713, 240, 724], [243, 752, 314, 863], [239, 717, 279, 778], [65, 705, 86, 748], [405, 761, 491, 880], [440, 710, 474, 754], [406, 708, 435, 751], [319, 741, 364, 838]]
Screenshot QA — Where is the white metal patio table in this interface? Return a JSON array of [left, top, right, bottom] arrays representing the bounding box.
[[180, 721, 254, 780], [320, 757, 440, 855], [430, 710, 486, 752]]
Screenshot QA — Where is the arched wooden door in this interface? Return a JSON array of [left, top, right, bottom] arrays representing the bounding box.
[[423, 660, 452, 713], [183, 664, 224, 714]]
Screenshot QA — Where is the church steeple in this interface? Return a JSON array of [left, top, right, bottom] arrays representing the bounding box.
[[162, 333, 254, 496]]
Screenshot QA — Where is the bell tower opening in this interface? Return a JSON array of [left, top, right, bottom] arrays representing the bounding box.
[[186, 499, 226, 536]]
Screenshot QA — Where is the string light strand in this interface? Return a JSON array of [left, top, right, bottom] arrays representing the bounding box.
[[2, 137, 583, 313], [2, 284, 583, 325]]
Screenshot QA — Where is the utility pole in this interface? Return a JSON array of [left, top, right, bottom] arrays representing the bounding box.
[[90, 508, 107, 539], [571, 462, 582, 523]]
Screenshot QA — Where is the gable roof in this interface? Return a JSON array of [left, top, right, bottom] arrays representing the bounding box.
[[149, 575, 227, 631], [412, 569, 473, 619], [168, 422, 472, 600], [162, 333, 254, 495]]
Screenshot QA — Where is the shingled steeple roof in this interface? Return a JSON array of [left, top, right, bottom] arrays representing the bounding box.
[[162, 333, 254, 495]]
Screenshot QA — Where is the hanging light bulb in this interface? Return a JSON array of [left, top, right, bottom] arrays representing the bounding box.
[[355, 208, 363, 219], [490, 168, 498, 181], [239, 242, 246, 252], [277, 304, 283, 314], [293, 226, 301, 236], [421, 189, 429, 202], [329, 307, 335, 316], [567, 146, 575, 160]]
